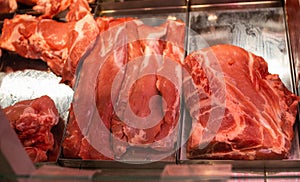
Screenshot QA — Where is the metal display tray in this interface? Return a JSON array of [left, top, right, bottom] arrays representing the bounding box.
[[177, 0, 300, 171], [59, 0, 300, 170], [58, 0, 187, 168]]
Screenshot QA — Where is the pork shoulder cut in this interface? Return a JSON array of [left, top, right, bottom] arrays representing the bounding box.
[[183, 44, 300, 160], [0, 0, 98, 87]]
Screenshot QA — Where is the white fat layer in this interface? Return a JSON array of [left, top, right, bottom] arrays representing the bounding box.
[[70, 15, 92, 52], [248, 52, 255, 83]]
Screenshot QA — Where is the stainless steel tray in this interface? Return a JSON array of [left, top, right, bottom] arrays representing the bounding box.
[[178, 0, 300, 170], [59, 0, 187, 168], [58, 0, 300, 170]]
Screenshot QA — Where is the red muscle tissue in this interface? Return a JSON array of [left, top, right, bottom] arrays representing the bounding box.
[[3, 95, 59, 162], [0, 0, 98, 87], [183, 45, 300, 160], [62, 18, 185, 160]]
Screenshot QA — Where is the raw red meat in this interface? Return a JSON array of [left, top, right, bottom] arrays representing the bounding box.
[[0, 0, 17, 13], [110, 21, 167, 157], [109, 20, 185, 158], [3, 95, 59, 162], [93, 18, 137, 160], [18, 0, 93, 7], [0, 0, 90, 18], [0, 14, 70, 73], [0, 3, 99, 86], [25, 147, 48, 162], [65, 0, 91, 21], [62, 17, 136, 160], [33, 0, 73, 18], [184, 44, 300, 160], [61, 105, 82, 158], [62, 18, 185, 160], [33, 0, 91, 19], [154, 20, 185, 151], [61, 4, 99, 86], [62, 105, 110, 159]]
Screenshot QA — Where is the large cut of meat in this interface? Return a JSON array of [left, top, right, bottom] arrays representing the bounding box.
[[110, 20, 168, 157], [183, 44, 300, 160], [0, 0, 98, 87], [106, 19, 184, 159], [3, 95, 59, 162], [62, 18, 185, 160], [62, 17, 137, 160]]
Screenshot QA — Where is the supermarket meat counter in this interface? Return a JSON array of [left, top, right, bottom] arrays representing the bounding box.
[[0, 0, 300, 181]]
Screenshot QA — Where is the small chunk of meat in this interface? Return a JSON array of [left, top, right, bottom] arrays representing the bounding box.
[[4, 95, 59, 162]]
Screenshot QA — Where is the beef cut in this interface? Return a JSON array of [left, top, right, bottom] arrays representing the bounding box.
[[183, 44, 300, 160], [62, 18, 185, 160], [3, 95, 59, 162]]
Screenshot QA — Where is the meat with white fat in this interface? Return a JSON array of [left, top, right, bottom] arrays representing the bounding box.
[[3, 95, 59, 162], [62, 18, 185, 159], [184, 44, 300, 160], [0, 1, 98, 87]]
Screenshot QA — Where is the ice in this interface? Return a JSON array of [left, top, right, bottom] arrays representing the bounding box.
[[0, 70, 74, 122]]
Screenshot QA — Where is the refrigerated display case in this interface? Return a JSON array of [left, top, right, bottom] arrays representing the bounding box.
[[0, 0, 300, 181]]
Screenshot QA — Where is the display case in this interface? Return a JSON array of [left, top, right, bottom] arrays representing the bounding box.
[[0, 0, 300, 181]]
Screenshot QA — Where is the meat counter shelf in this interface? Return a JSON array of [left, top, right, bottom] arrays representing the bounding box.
[[57, 0, 300, 172]]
